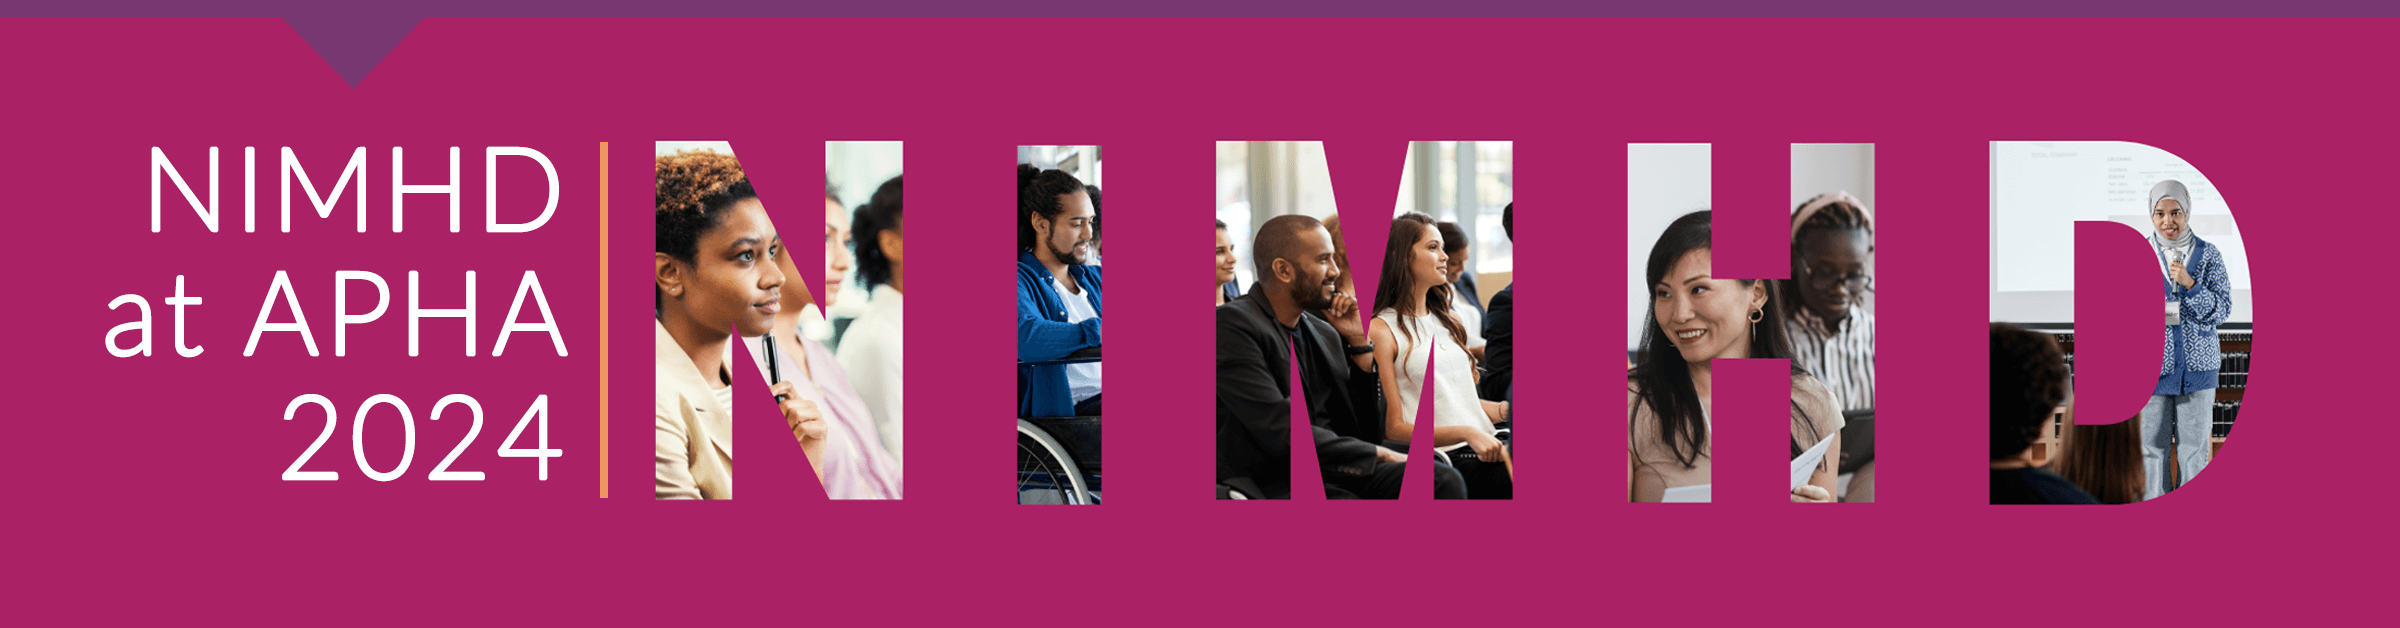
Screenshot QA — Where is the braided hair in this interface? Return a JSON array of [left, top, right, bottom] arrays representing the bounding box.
[[1782, 195, 1874, 308]]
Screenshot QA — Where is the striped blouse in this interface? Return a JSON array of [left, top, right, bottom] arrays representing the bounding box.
[[1783, 306, 1876, 412]]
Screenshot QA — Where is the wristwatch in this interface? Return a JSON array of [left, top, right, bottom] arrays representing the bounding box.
[[1346, 341, 1375, 356]]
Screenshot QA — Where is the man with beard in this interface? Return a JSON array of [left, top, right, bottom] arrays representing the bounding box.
[[1217, 214, 1464, 499], [1017, 165, 1104, 417]]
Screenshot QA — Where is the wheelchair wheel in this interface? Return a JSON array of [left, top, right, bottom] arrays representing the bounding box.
[[1017, 419, 1089, 505]]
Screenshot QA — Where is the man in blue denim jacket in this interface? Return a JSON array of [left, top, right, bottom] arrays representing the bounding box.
[[2144, 180, 2230, 499], [1017, 167, 1103, 418]]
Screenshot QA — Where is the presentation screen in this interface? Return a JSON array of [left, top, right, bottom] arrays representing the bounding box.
[[1990, 141, 2252, 323]]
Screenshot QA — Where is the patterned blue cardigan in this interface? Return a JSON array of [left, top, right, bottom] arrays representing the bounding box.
[[2157, 234, 2231, 396]]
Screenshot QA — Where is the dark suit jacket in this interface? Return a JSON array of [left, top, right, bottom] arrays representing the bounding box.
[[1216, 283, 1385, 499], [1478, 283, 1513, 402]]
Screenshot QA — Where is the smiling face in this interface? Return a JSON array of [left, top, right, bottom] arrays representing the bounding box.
[[1215, 227, 1238, 284], [683, 198, 786, 337], [1037, 191, 1096, 266], [824, 197, 851, 304], [2152, 198, 2188, 240], [1279, 226, 1341, 310], [1795, 228, 1871, 322], [1652, 248, 1766, 364], [1406, 223, 1450, 291]]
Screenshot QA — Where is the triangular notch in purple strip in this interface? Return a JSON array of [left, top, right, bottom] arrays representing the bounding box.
[[282, 16, 422, 87]]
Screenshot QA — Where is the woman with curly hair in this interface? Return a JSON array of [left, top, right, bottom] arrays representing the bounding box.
[[653, 149, 898, 499]]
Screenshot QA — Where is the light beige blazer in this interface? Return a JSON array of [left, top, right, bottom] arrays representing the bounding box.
[[1627, 374, 1844, 502], [655, 320, 733, 499]]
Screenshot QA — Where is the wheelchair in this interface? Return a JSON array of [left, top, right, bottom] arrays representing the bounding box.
[[1019, 346, 1102, 505]]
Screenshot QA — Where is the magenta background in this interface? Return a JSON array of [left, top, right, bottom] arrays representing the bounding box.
[[4, 17, 2389, 625], [2073, 221, 2162, 425]]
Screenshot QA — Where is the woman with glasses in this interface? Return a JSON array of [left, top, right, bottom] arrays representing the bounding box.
[[1782, 193, 1875, 412], [1782, 193, 1874, 502]]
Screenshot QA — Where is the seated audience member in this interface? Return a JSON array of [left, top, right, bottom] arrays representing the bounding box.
[[746, 324, 903, 499], [1218, 214, 1463, 499], [837, 176, 906, 464], [1321, 213, 1358, 296], [1782, 193, 1876, 410], [1084, 183, 1103, 261], [1989, 323, 2098, 505], [1374, 212, 1512, 499], [1783, 192, 1876, 501], [654, 150, 850, 499], [1479, 204, 1514, 403], [1217, 219, 1241, 306], [2051, 415, 2145, 505], [1435, 220, 1487, 361], [1628, 211, 1842, 503], [1017, 165, 1104, 418], [801, 182, 853, 343], [739, 179, 900, 500]]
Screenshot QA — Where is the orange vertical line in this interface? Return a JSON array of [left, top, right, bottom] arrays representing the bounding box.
[[599, 141, 610, 499]]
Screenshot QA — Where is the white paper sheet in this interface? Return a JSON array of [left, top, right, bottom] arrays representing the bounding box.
[[1791, 435, 1836, 492], [1661, 484, 1711, 503]]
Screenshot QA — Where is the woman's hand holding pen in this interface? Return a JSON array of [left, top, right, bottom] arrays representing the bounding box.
[[770, 381, 828, 442], [772, 380, 829, 481]]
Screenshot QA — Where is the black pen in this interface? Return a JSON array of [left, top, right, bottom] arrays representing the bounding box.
[[764, 333, 787, 402]]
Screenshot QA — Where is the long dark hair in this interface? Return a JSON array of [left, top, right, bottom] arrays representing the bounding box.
[[853, 175, 903, 291], [1373, 212, 1475, 384], [2052, 417, 2144, 504], [1017, 164, 1086, 252], [1629, 211, 1815, 468]]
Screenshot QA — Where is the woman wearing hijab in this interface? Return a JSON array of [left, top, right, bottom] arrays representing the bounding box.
[[2143, 179, 2230, 499]]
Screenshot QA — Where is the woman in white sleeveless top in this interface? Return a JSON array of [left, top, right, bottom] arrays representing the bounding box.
[[1369, 212, 1512, 499]]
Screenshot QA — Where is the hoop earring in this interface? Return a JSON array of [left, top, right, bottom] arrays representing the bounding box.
[[1748, 308, 1764, 323]]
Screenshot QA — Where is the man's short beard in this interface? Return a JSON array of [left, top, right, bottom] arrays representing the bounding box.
[[1287, 270, 1334, 311], [1049, 239, 1088, 266]]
